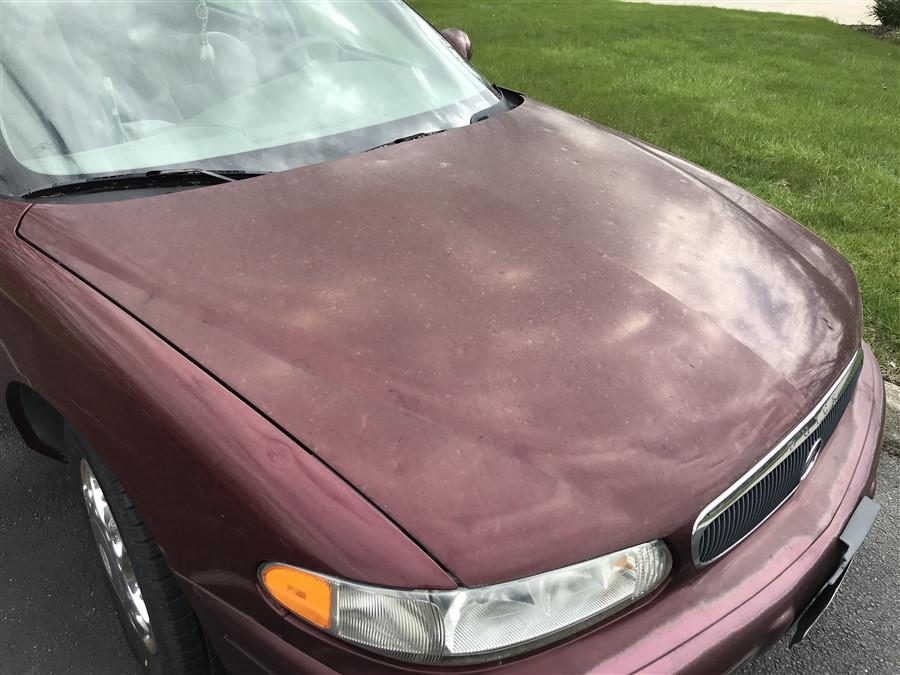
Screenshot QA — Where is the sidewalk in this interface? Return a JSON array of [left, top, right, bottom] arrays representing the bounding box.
[[621, 1, 874, 24]]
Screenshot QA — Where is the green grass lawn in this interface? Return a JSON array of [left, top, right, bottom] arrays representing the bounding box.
[[413, 0, 900, 382]]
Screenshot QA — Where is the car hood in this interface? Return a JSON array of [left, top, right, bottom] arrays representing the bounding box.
[[20, 99, 861, 586]]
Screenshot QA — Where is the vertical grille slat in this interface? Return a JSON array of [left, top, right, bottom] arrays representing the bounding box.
[[693, 351, 863, 565]]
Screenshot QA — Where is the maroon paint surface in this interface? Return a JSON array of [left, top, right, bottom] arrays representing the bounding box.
[[187, 347, 885, 673], [21, 100, 860, 585], [0, 200, 456, 638], [0, 95, 883, 674]]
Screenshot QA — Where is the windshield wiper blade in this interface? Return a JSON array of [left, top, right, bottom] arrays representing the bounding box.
[[364, 129, 447, 154], [20, 168, 268, 200]]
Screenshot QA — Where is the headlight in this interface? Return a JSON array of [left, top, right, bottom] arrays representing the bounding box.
[[260, 540, 671, 664]]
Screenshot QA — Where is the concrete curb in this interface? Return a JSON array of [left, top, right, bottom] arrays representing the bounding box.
[[885, 380, 900, 457], [620, 0, 874, 25]]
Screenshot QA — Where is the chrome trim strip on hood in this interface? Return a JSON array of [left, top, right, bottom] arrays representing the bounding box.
[[691, 348, 864, 566]]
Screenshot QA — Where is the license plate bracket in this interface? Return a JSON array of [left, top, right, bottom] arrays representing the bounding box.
[[791, 496, 880, 646]]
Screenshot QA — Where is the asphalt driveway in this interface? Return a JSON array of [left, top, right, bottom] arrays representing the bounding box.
[[1, 408, 898, 674]]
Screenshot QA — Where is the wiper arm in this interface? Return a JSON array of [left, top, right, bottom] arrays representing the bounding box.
[[362, 90, 518, 156], [20, 168, 268, 200], [364, 129, 446, 154]]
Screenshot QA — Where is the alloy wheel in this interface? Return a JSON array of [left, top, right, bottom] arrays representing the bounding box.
[[80, 458, 158, 656]]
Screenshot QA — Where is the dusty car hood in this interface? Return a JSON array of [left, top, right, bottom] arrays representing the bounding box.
[[20, 100, 861, 585]]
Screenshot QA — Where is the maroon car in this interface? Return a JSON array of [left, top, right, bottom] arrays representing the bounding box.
[[0, 1, 886, 673]]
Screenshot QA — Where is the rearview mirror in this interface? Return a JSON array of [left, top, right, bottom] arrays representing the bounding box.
[[440, 28, 473, 61]]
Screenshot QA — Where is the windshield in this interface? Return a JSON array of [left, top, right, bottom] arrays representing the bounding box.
[[0, 0, 502, 196]]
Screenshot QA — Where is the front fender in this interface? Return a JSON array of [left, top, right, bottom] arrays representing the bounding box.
[[0, 202, 456, 637]]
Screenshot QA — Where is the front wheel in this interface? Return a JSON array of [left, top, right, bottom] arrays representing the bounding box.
[[70, 426, 220, 675]]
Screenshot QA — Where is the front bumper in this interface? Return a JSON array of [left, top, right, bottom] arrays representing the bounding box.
[[182, 343, 886, 675]]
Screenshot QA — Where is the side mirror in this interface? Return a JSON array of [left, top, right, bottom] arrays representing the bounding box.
[[440, 28, 473, 61]]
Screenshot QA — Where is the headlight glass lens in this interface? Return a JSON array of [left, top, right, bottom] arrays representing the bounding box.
[[261, 540, 672, 664]]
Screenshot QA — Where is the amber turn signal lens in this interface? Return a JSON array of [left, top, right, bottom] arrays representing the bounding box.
[[261, 564, 333, 629]]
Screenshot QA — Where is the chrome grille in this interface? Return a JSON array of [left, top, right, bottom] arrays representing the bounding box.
[[692, 349, 864, 566]]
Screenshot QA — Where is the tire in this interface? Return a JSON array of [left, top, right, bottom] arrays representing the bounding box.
[[65, 424, 221, 675]]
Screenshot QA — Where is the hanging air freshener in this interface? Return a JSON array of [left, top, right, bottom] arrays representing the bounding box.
[[196, 0, 215, 64]]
